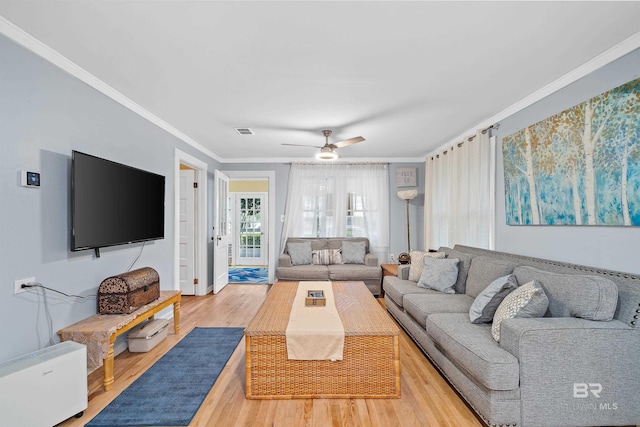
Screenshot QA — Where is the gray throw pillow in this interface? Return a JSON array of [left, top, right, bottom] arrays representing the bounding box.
[[417, 257, 459, 294], [408, 250, 446, 282], [469, 274, 519, 324], [287, 241, 312, 266], [342, 240, 366, 264], [492, 280, 549, 342]]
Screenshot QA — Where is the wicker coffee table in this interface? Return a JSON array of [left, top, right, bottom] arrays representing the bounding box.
[[244, 281, 400, 399]]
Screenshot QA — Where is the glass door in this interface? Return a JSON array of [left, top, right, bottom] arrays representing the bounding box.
[[235, 194, 266, 265]]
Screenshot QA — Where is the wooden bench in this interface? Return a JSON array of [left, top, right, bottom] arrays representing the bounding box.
[[58, 290, 181, 391]]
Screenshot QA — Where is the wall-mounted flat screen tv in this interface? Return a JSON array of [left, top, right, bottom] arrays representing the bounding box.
[[71, 151, 165, 255]]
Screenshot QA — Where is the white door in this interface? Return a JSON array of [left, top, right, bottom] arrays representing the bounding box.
[[213, 170, 230, 294], [235, 193, 267, 265], [179, 169, 196, 295]]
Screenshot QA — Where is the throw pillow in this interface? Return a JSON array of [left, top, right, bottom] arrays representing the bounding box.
[[469, 274, 518, 324], [287, 241, 312, 266], [342, 241, 366, 264], [312, 249, 343, 265], [408, 250, 446, 282], [491, 280, 549, 342], [439, 247, 474, 294], [417, 257, 459, 294]]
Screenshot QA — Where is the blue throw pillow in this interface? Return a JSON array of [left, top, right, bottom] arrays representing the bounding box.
[[469, 274, 518, 323]]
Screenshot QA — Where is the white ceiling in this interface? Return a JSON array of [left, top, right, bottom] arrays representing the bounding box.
[[2, 1, 640, 163]]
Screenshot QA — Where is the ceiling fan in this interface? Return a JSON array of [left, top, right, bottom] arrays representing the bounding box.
[[282, 130, 365, 160]]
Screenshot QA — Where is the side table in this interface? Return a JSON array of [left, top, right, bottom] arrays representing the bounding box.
[[380, 264, 399, 297], [381, 263, 398, 278]]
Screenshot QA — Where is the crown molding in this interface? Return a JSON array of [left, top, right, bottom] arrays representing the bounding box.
[[428, 29, 640, 156], [0, 15, 221, 163], [220, 156, 425, 164]]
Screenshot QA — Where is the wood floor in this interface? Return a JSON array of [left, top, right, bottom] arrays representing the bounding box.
[[58, 284, 483, 427]]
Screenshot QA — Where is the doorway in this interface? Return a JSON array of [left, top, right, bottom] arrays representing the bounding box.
[[227, 192, 268, 284], [233, 193, 267, 266], [225, 171, 276, 284], [174, 149, 208, 296]]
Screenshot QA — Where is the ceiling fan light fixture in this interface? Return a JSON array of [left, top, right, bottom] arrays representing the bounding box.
[[316, 146, 339, 160], [283, 129, 363, 159]]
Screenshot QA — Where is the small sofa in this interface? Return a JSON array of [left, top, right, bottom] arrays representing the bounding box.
[[276, 237, 382, 296], [383, 244, 640, 427]]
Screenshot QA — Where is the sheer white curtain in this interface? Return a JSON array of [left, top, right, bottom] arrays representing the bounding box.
[[425, 129, 495, 249], [281, 163, 389, 262]]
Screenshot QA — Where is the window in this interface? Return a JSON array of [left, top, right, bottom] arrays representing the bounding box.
[[281, 163, 389, 262], [346, 192, 366, 237]]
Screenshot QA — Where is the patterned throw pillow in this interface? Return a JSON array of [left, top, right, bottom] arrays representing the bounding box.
[[491, 280, 549, 342], [408, 250, 446, 282], [287, 241, 312, 266], [312, 249, 343, 265], [469, 274, 519, 324], [417, 257, 459, 294], [342, 241, 366, 264]]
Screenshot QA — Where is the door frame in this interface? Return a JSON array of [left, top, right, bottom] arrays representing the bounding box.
[[174, 149, 208, 296], [224, 171, 276, 283]]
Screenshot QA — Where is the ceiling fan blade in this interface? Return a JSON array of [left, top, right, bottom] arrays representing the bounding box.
[[281, 143, 323, 148], [331, 136, 365, 148]]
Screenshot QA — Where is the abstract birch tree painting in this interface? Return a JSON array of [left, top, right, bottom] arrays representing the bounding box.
[[502, 77, 640, 225]]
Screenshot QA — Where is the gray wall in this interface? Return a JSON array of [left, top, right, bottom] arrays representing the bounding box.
[[494, 47, 640, 274], [0, 35, 219, 361], [388, 162, 425, 259]]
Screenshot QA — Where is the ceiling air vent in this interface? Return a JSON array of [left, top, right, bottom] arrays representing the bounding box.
[[234, 128, 254, 135]]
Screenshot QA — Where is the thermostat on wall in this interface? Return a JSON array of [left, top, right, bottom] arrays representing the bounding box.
[[21, 170, 41, 188]]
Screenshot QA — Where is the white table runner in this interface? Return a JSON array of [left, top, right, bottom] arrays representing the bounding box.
[[285, 281, 345, 360]]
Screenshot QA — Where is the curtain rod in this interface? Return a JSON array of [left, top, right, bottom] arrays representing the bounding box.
[[430, 123, 500, 159], [465, 123, 500, 142]]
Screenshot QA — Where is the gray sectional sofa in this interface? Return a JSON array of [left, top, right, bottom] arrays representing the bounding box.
[[276, 237, 382, 296], [383, 244, 640, 427]]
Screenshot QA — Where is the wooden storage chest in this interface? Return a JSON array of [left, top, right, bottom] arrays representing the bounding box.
[[98, 267, 160, 314]]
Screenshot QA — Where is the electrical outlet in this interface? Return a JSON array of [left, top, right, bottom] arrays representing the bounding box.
[[14, 277, 35, 294]]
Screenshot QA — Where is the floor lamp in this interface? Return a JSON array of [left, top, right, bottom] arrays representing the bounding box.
[[397, 189, 418, 255]]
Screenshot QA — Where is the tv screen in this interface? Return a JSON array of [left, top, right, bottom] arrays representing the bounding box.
[[71, 151, 165, 253]]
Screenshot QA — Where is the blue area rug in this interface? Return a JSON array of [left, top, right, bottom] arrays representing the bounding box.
[[86, 327, 245, 427], [228, 267, 268, 284]]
